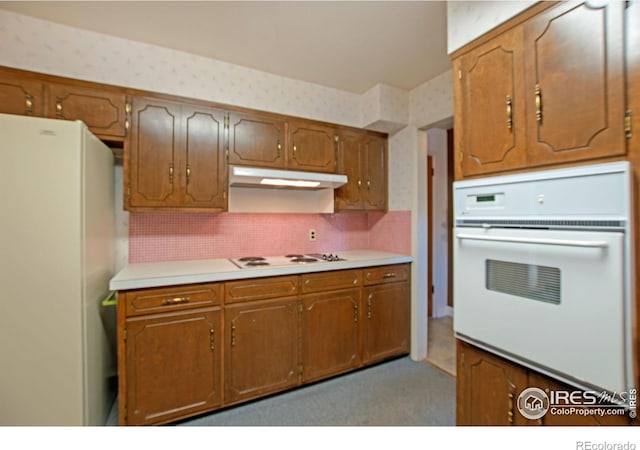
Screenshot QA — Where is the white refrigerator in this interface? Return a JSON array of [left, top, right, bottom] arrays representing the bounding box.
[[0, 113, 116, 425]]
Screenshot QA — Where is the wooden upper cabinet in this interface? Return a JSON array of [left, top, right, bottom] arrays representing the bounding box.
[[0, 69, 43, 116], [47, 83, 128, 139], [228, 111, 287, 168], [335, 129, 364, 210], [182, 105, 227, 208], [126, 96, 227, 210], [523, 1, 626, 166], [363, 134, 387, 210], [127, 97, 182, 208], [335, 130, 387, 211], [454, 25, 527, 178], [288, 120, 337, 173]]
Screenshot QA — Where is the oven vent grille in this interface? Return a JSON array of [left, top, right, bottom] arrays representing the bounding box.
[[486, 259, 561, 305], [457, 219, 625, 229]]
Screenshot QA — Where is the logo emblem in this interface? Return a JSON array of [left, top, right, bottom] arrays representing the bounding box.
[[517, 387, 549, 420]]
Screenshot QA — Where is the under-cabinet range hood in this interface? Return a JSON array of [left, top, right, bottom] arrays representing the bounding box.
[[228, 165, 347, 213], [229, 165, 347, 190]]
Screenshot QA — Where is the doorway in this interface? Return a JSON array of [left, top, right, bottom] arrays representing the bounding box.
[[424, 127, 455, 376]]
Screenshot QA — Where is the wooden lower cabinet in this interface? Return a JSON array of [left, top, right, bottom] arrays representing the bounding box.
[[362, 266, 411, 365], [301, 288, 361, 383], [456, 340, 529, 426], [117, 264, 411, 425], [224, 298, 299, 404], [457, 340, 632, 426], [123, 307, 222, 426]]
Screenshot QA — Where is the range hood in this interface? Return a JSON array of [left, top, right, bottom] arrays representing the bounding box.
[[229, 165, 347, 190]]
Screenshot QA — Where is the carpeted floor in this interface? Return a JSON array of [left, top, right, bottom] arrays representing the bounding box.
[[108, 356, 455, 426]]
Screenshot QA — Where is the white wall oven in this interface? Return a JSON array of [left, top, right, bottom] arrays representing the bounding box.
[[453, 162, 635, 400]]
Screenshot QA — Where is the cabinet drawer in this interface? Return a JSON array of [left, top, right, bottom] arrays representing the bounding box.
[[225, 276, 298, 303], [363, 264, 410, 286], [123, 283, 222, 317], [300, 269, 361, 294]]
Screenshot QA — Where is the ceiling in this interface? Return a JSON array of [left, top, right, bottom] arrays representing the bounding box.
[[0, 1, 450, 94]]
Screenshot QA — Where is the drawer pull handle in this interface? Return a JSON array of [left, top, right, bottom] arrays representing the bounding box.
[[210, 327, 215, 350], [506, 95, 512, 130], [162, 296, 190, 305], [353, 303, 358, 322], [56, 101, 63, 117], [383, 272, 397, 279]]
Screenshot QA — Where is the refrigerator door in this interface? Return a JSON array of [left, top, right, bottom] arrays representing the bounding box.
[[0, 114, 115, 425]]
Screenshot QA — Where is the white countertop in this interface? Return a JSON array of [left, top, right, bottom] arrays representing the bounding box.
[[109, 250, 413, 291]]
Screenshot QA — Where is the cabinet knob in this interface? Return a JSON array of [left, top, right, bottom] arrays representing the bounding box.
[[25, 95, 33, 114]]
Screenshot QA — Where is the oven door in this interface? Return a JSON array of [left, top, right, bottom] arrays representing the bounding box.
[[453, 226, 626, 393]]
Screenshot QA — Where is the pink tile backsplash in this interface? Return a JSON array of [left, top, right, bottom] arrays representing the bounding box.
[[129, 211, 411, 263]]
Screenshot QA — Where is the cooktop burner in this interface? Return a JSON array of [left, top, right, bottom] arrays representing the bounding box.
[[230, 253, 346, 269], [290, 257, 318, 263], [245, 261, 270, 266]]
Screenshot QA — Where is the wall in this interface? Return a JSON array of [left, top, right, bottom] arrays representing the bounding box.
[[447, 0, 536, 54]]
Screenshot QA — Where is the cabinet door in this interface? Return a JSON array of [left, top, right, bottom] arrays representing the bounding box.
[[335, 130, 364, 210], [47, 83, 128, 138], [228, 111, 287, 168], [362, 282, 410, 365], [127, 97, 182, 208], [0, 69, 43, 116], [456, 340, 528, 426], [288, 120, 337, 172], [454, 25, 527, 178], [301, 289, 361, 383], [182, 105, 227, 209], [363, 134, 387, 211], [124, 308, 222, 425], [225, 298, 299, 404], [524, 1, 626, 166]]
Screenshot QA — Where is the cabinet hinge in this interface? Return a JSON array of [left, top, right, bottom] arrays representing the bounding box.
[[431, 168, 435, 176], [334, 135, 339, 143], [225, 148, 229, 162], [123, 327, 127, 342], [298, 364, 303, 375], [298, 303, 303, 313], [224, 115, 229, 129], [123, 406, 127, 422], [624, 110, 632, 139], [127, 184, 131, 199], [458, 69, 462, 80], [431, 285, 435, 294]]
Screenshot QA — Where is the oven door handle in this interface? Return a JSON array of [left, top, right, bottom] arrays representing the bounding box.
[[455, 233, 609, 248]]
